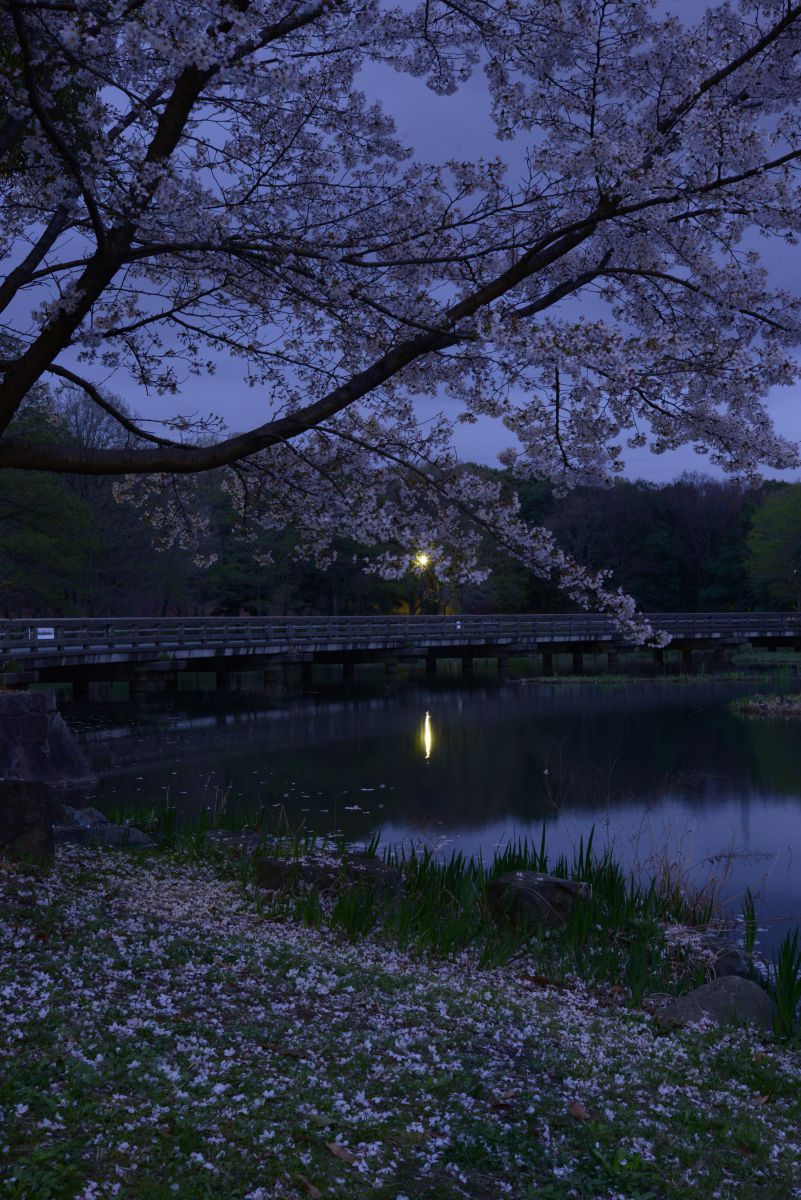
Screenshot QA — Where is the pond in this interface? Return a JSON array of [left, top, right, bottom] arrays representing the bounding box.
[[65, 671, 801, 950]]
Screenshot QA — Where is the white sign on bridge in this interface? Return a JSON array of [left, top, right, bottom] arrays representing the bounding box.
[[28, 626, 55, 641]]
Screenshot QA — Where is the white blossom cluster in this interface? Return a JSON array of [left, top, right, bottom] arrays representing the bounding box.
[[4, 1, 801, 634]]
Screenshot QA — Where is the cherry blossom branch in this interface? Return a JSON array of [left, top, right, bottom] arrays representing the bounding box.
[[0, 0, 335, 433], [657, 4, 801, 136], [6, 1, 107, 249]]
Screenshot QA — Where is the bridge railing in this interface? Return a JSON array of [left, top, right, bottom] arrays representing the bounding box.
[[0, 613, 613, 656], [2, 612, 801, 660]]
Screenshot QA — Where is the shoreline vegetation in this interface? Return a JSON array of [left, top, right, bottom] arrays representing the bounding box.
[[731, 692, 801, 718], [2, 813, 801, 1199]]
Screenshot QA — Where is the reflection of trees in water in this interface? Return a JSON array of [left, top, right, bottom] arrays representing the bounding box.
[[744, 721, 801, 798], [78, 679, 801, 830]]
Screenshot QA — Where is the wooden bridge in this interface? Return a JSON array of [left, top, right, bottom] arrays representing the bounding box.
[[1, 613, 799, 697]]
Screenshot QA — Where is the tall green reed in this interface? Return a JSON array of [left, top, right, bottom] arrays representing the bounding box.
[[771, 929, 801, 1041]]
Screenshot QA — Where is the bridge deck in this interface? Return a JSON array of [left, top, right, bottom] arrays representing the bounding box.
[[1, 613, 800, 677]]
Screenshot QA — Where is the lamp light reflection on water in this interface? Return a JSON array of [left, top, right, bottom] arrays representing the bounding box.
[[423, 711, 433, 760]]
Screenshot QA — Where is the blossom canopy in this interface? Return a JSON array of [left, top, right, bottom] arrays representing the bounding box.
[[2, 0, 801, 635]]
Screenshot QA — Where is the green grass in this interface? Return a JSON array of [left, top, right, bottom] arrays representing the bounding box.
[[1, 849, 800, 1199]]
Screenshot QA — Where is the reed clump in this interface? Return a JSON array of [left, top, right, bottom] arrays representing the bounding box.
[[111, 801, 801, 1032], [244, 824, 746, 1008]]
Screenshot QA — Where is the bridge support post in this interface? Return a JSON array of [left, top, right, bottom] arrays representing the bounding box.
[[710, 645, 726, 669], [653, 648, 664, 670], [461, 654, 474, 677], [607, 649, 619, 672], [497, 654, 509, 680], [131, 667, 173, 702], [264, 661, 283, 693], [681, 645, 693, 672], [541, 650, 554, 676], [342, 658, 356, 684], [301, 661, 314, 688], [425, 652, 437, 679], [385, 657, 399, 685], [571, 651, 584, 675]]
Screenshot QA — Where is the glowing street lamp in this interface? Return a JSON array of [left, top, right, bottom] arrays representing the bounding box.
[[410, 550, 434, 615]]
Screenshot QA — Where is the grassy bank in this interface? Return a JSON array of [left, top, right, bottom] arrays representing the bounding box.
[[252, 829, 732, 1002], [2, 846, 801, 1200]]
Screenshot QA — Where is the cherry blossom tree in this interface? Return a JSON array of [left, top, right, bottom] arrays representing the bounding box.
[[3, 0, 801, 637]]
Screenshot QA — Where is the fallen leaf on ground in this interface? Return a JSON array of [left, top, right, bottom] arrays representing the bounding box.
[[259, 1040, 301, 1059], [297, 1175, 322, 1199], [326, 1140, 355, 1164], [568, 1100, 591, 1121], [520, 973, 571, 992]]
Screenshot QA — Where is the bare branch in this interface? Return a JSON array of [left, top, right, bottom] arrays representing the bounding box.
[[45, 364, 180, 448], [0, 202, 74, 318]]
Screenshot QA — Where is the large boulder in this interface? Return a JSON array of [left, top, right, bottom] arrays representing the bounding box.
[[53, 806, 155, 848], [0, 780, 54, 863], [204, 829, 271, 856], [0, 691, 95, 789], [59, 806, 108, 829], [655, 976, 775, 1031], [486, 871, 591, 929], [703, 939, 752, 979]]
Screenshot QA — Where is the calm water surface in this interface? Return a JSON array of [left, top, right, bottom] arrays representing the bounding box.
[[65, 674, 801, 948]]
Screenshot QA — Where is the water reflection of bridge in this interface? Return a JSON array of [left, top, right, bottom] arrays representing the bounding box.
[[1, 612, 799, 696]]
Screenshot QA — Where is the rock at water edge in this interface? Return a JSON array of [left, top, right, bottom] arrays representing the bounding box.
[[0, 691, 95, 789], [486, 871, 591, 929], [0, 780, 54, 863], [655, 976, 775, 1031], [53, 820, 155, 848]]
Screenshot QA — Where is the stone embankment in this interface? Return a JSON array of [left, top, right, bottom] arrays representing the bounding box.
[[0, 690, 96, 861]]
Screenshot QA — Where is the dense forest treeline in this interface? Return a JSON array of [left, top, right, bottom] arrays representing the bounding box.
[[2, 399, 801, 617]]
